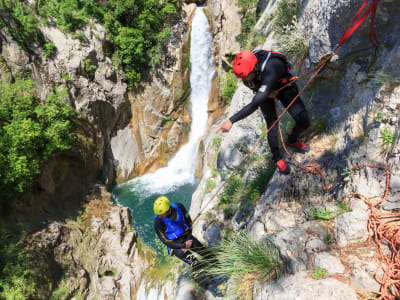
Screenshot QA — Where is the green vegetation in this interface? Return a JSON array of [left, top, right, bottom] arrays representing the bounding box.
[[272, 0, 308, 59], [165, 115, 174, 123], [0, 79, 76, 212], [336, 198, 352, 213], [219, 70, 238, 104], [61, 72, 72, 82], [312, 267, 328, 280], [1, 0, 182, 87], [212, 136, 222, 155], [205, 178, 217, 194], [308, 200, 352, 221], [380, 128, 396, 152], [277, 16, 308, 59], [218, 153, 276, 217], [83, 58, 97, 79], [0, 1, 43, 48], [50, 286, 71, 300], [374, 111, 386, 123], [237, 0, 259, 48], [194, 232, 281, 300], [308, 207, 332, 220], [371, 72, 400, 92], [273, 0, 299, 33], [341, 167, 358, 182], [44, 43, 57, 59], [324, 233, 333, 244], [0, 227, 36, 300]]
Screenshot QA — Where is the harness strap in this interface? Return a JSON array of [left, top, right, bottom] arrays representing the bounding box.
[[261, 51, 272, 72]]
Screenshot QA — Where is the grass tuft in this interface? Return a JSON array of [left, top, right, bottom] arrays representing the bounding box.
[[193, 232, 282, 299]]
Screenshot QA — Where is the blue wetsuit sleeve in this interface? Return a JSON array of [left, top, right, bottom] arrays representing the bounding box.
[[154, 218, 186, 249]]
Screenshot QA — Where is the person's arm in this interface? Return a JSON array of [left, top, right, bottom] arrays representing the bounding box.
[[229, 58, 286, 124], [154, 218, 186, 249]]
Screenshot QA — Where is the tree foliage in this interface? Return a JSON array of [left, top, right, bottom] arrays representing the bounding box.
[[0, 80, 76, 210], [0, 227, 36, 300], [1, 0, 183, 87]]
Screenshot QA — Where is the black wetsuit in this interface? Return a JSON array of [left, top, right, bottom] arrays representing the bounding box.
[[229, 50, 310, 162], [154, 203, 213, 265]]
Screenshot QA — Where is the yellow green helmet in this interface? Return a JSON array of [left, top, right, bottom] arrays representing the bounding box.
[[153, 196, 170, 215]]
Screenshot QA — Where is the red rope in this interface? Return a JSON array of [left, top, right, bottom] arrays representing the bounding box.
[[338, 0, 381, 47]]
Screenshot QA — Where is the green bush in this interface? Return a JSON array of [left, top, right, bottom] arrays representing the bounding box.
[[220, 70, 238, 103], [44, 43, 57, 59], [277, 17, 308, 59], [237, 0, 259, 47], [218, 174, 242, 205], [381, 128, 396, 152], [217, 152, 275, 215], [0, 227, 36, 300], [212, 136, 222, 154], [0, 0, 42, 47], [0, 80, 76, 210], [273, 0, 299, 33]]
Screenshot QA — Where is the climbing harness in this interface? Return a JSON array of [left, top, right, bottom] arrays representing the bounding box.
[[194, 0, 399, 298]]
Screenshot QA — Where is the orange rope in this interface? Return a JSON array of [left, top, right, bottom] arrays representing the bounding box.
[[275, 100, 399, 300]]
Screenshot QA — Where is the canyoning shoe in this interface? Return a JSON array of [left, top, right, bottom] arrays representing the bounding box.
[[276, 159, 290, 175], [213, 284, 227, 297], [289, 140, 310, 153]]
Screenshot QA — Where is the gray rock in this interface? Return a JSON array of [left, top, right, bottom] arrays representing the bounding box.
[[306, 237, 327, 253], [313, 253, 345, 274], [232, 210, 247, 232], [335, 202, 369, 247], [254, 272, 358, 300], [204, 223, 222, 246]]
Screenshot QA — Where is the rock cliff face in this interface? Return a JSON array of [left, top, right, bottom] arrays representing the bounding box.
[[26, 186, 149, 300], [191, 0, 400, 299], [0, 18, 131, 217], [0, 2, 198, 217], [110, 4, 197, 182]]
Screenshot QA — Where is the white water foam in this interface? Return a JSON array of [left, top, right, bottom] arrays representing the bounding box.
[[119, 8, 215, 198]]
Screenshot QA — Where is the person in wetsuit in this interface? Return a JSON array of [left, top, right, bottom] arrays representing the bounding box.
[[153, 196, 227, 296], [218, 50, 311, 174], [154, 196, 212, 264]]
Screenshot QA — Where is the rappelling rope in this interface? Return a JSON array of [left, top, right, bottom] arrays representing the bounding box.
[[192, 53, 336, 224]]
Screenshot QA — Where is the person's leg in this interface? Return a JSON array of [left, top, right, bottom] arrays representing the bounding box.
[[277, 84, 310, 144], [190, 236, 215, 260], [172, 248, 197, 265], [259, 99, 282, 163]]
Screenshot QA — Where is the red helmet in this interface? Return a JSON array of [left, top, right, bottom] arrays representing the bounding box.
[[232, 50, 258, 78]]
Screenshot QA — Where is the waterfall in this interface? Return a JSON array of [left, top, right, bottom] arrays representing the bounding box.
[[116, 8, 215, 198], [113, 7, 215, 300]]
